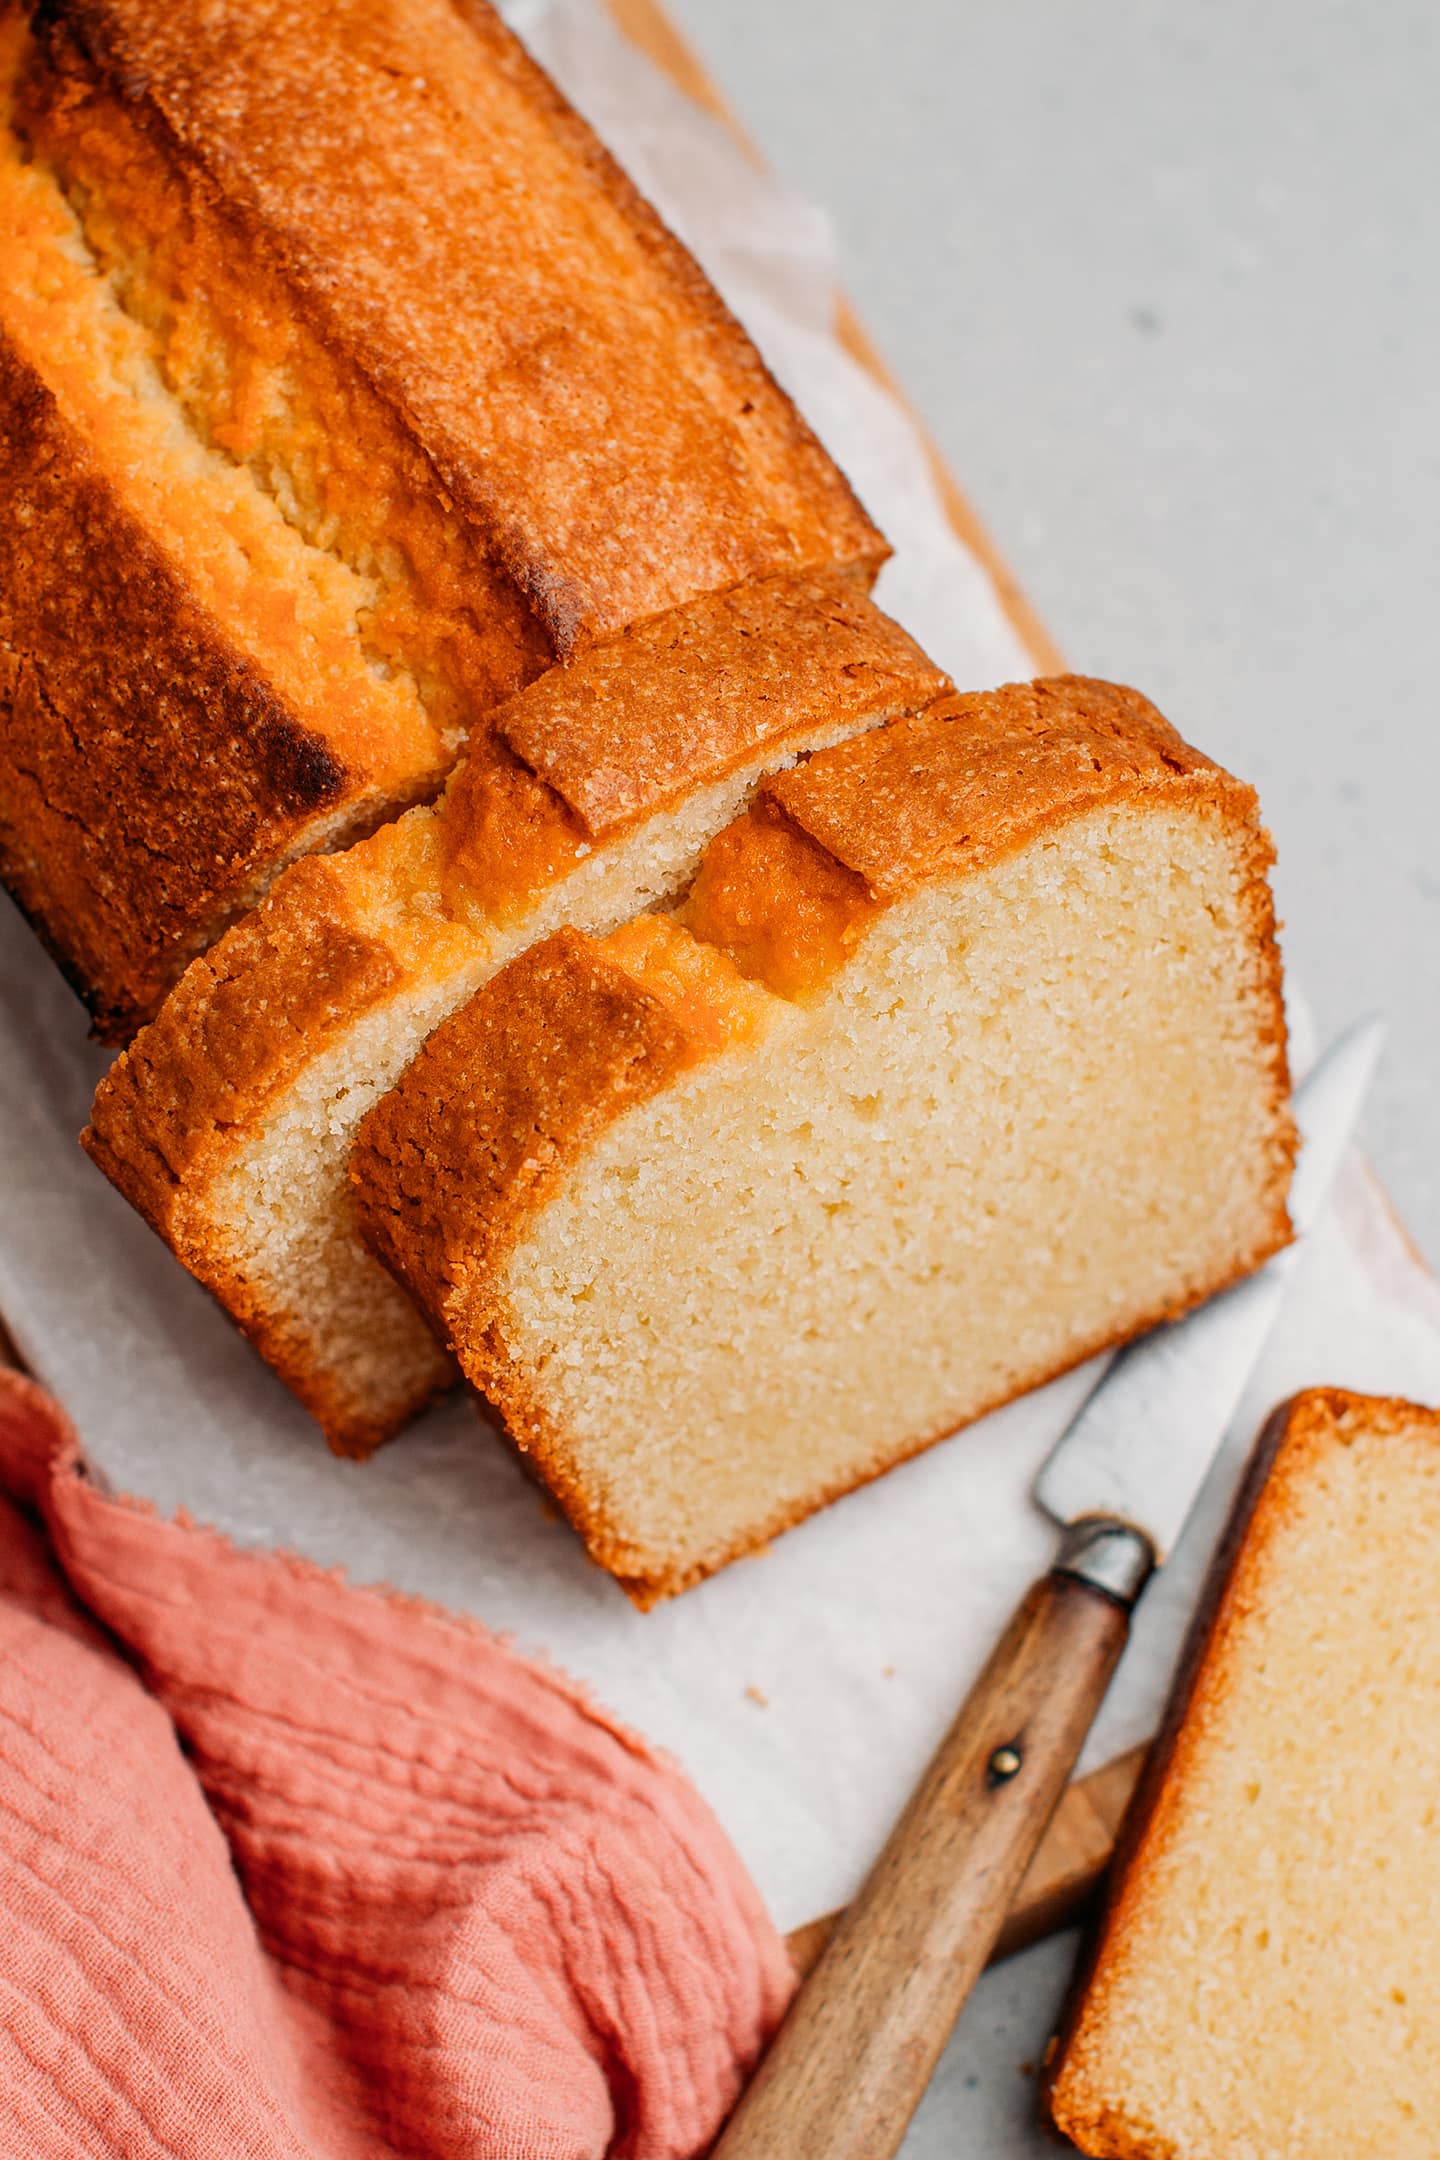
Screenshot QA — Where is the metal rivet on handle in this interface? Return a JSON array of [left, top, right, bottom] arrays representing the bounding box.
[[987, 1744, 1022, 1784]]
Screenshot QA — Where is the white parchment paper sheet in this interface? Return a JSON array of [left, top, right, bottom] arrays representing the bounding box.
[[1, 0, 1437, 1935]]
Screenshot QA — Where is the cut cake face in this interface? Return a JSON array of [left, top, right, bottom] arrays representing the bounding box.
[[1048, 1388, 1440, 2160], [352, 679, 1296, 1602]]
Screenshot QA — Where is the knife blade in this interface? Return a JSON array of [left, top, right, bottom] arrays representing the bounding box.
[[1035, 1013, 1384, 1560], [712, 1017, 1382, 2160]]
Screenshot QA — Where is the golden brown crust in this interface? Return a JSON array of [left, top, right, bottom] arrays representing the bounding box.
[[351, 927, 704, 1326], [351, 675, 1296, 1599], [0, 3, 465, 1036], [28, 0, 885, 658], [1043, 1388, 1440, 2157], [433, 740, 592, 930], [14, 21, 555, 733], [766, 675, 1231, 899], [437, 571, 946, 920], [0, 320, 407, 1039], [82, 855, 411, 1234], [492, 568, 943, 839], [760, 677, 1296, 1199], [599, 911, 773, 1053]]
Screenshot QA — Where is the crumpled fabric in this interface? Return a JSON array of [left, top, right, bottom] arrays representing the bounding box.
[[0, 1369, 792, 2157]]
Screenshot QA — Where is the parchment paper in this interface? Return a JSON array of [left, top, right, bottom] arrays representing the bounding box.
[[2, 0, 1438, 1935]]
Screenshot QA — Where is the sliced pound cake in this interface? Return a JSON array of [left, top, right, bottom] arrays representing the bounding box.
[[1, 0, 882, 1033], [351, 677, 1296, 1603], [84, 577, 946, 1453], [1047, 1388, 1440, 2160]]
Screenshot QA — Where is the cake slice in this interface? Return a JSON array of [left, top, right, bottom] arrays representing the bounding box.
[[350, 677, 1296, 1603], [1, 0, 882, 1034], [84, 575, 946, 1454], [1047, 1388, 1440, 2160]]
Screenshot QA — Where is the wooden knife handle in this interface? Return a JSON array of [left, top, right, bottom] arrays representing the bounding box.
[[712, 1527, 1150, 2160]]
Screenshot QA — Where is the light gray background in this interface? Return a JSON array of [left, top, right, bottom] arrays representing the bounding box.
[[664, 1, 1439, 2150]]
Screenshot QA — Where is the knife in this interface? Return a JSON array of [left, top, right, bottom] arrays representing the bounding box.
[[712, 1017, 1383, 2160]]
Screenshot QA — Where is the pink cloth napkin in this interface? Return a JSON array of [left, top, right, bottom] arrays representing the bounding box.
[[0, 1369, 793, 2158]]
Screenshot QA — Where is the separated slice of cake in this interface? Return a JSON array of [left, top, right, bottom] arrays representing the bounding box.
[[351, 677, 1296, 1603], [1, 0, 883, 1035], [1047, 1387, 1440, 2160], [84, 575, 946, 1453]]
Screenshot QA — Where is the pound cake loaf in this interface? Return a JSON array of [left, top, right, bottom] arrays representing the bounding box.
[[84, 575, 947, 1453], [352, 677, 1296, 1603], [0, 0, 883, 1035], [1047, 1388, 1440, 2160]]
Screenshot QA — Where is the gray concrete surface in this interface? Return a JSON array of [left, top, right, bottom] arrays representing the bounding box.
[[664, 1, 1439, 2149]]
